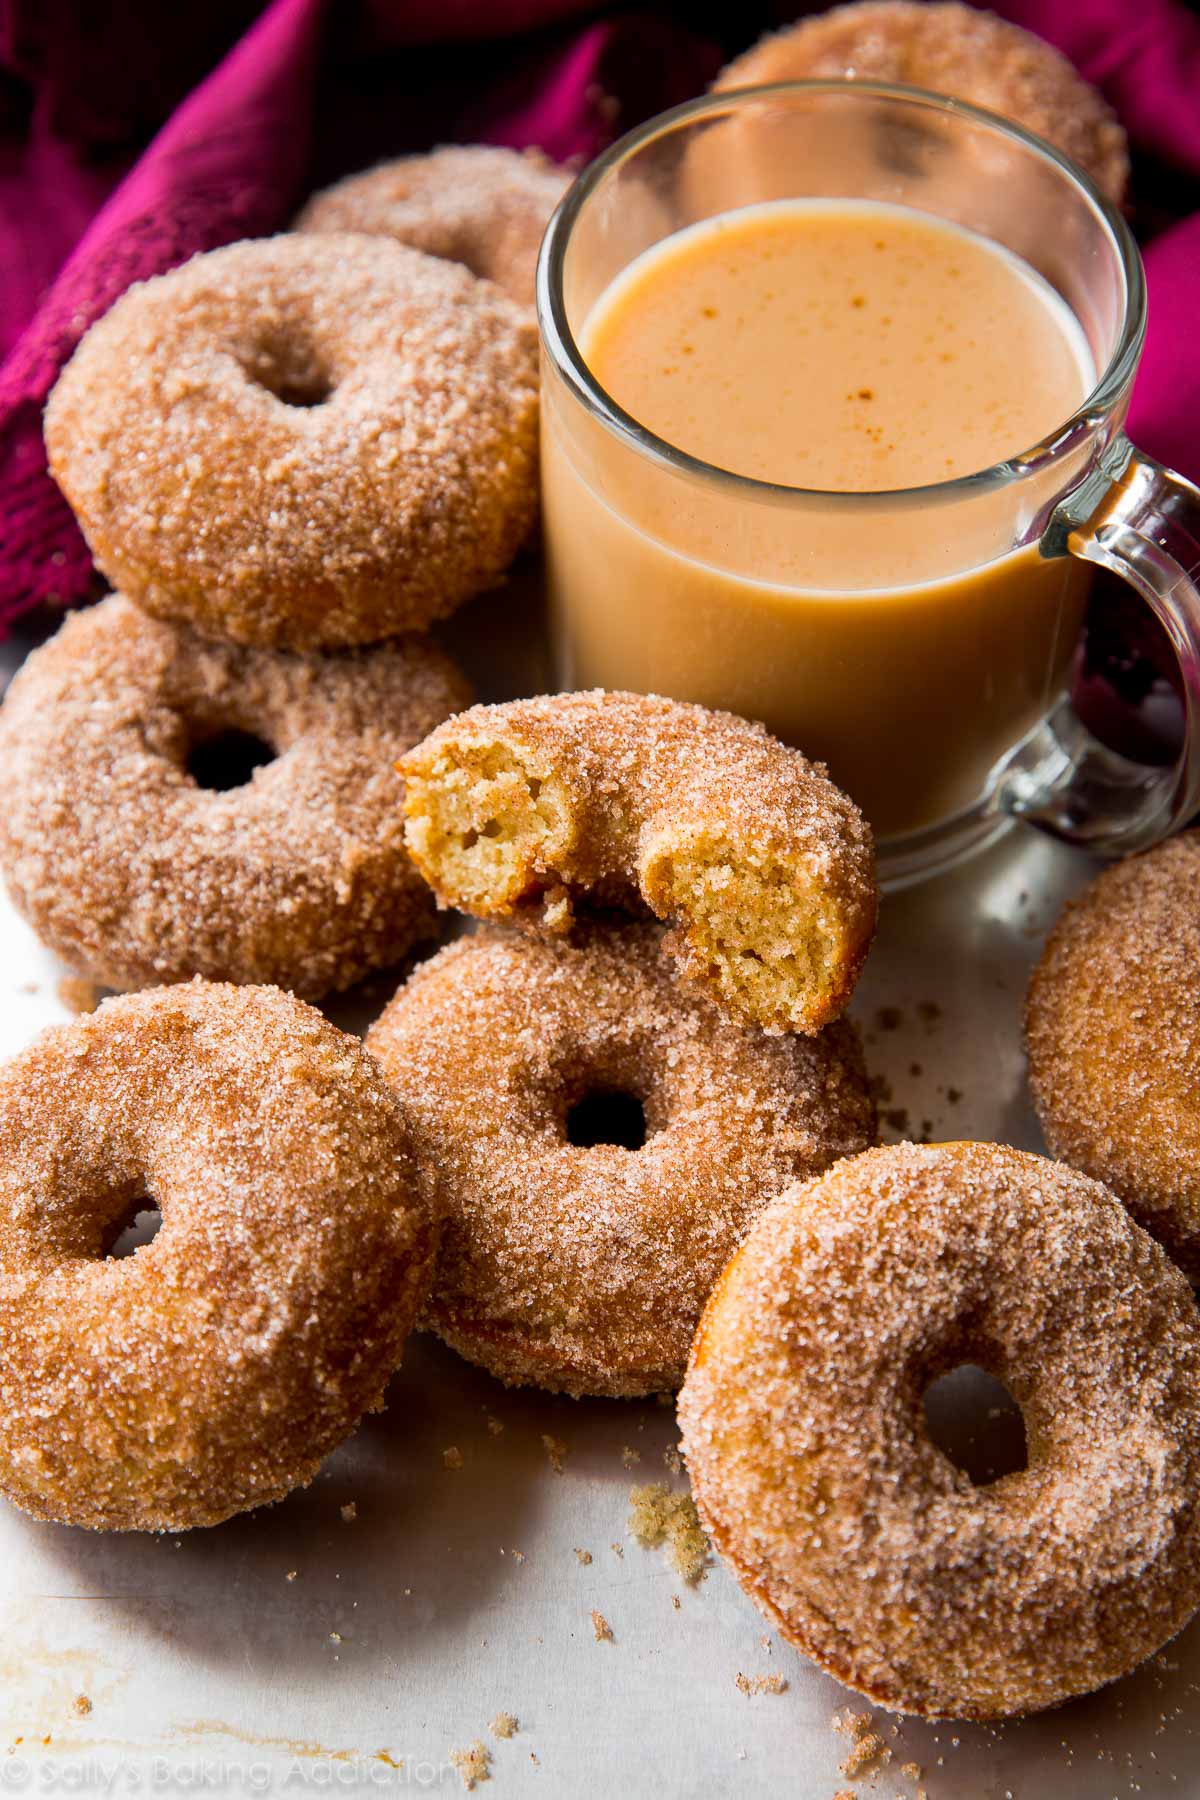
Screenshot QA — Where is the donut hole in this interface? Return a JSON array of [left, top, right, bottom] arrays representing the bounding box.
[[922, 1363, 1028, 1487], [565, 1088, 648, 1151], [240, 337, 335, 409], [186, 728, 276, 792], [104, 1198, 162, 1261]]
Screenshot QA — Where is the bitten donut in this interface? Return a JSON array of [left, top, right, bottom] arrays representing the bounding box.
[[679, 1141, 1200, 1720], [366, 924, 875, 1396], [715, 3, 1129, 204], [400, 691, 877, 1034], [298, 145, 572, 308], [1026, 834, 1200, 1281], [0, 981, 439, 1532], [0, 595, 468, 998], [45, 234, 540, 648]]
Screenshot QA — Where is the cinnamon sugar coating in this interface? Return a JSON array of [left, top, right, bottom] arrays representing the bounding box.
[[0, 595, 468, 997], [45, 234, 540, 649], [1026, 833, 1200, 1280], [715, 1, 1129, 203], [400, 691, 877, 1035], [297, 145, 572, 309], [366, 924, 875, 1396], [0, 981, 439, 1532], [679, 1142, 1200, 1719]]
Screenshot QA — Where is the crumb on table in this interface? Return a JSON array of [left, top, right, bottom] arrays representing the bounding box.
[[443, 1446, 464, 1471], [72, 1696, 92, 1718], [449, 1741, 491, 1790], [628, 1482, 710, 1582], [541, 1434, 567, 1474], [340, 1502, 357, 1523], [735, 1672, 787, 1697], [573, 1548, 592, 1566], [833, 1708, 891, 1780], [489, 1713, 518, 1740], [590, 1610, 613, 1642]]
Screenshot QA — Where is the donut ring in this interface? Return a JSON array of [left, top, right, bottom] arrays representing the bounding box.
[[297, 146, 572, 309], [399, 691, 877, 1035], [0, 595, 469, 998], [0, 981, 439, 1532], [44, 234, 540, 649], [366, 924, 875, 1397], [1026, 833, 1200, 1281], [679, 1141, 1200, 1720], [715, 2, 1129, 204]]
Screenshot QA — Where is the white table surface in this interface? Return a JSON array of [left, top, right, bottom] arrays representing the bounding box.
[[1, 596, 1197, 1800]]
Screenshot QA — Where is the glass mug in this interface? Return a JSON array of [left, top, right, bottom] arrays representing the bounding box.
[[536, 82, 1200, 886]]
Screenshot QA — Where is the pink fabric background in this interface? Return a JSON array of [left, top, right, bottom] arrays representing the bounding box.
[[1, 0, 1199, 755]]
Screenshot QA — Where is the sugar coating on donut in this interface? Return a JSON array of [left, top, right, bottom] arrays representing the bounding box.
[[715, 1, 1129, 203], [399, 691, 877, 1035], [297, 145, 572, 308], [45, 234, 540, 649], [0, 980, 439, 1532], [366, 923, 875, 1396], [1026, 833, 1200, 1281], [679, 1141, 1200, 1720], [0, 594, 469, 997]]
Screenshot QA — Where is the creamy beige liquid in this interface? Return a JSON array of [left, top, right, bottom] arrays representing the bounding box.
[[543, 199, 1096, 839]]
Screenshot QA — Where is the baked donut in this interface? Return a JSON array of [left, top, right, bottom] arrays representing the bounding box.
[[1026, 834, 1200, 1281], [366, 923, 875, 1397], [45, 234, 540, 649], [679, 1141, 1200, 1720], [0, 981, 439, 1532], [297, 145, 572, 309], [399, 691, 877, 1035], [715, 2, 1129, 204], [0, 594, 468, 998]]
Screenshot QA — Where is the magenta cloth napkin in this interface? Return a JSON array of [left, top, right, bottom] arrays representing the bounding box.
[[1, 0, 1199, 637]]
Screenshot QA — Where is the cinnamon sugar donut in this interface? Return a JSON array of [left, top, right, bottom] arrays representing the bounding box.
[[0, 594, 468, 998], [1026, 834, 1200, 1281], [297, 146, 572, 309], [45, 234, 540, 649], [715, 3, 1129, 204], [0, 981, 439, 1532], [366, 924, 874, 1397], [680, 1141, 1200, 1719], [399, 692, 877, 1035]]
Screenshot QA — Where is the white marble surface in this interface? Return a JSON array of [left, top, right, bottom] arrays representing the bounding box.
[[1, 603, 1197, 1798]]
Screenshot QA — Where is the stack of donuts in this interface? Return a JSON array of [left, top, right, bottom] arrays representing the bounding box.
[[2, 0, 1200, 1741]]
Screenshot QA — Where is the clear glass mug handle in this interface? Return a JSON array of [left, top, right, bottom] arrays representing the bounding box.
[[999, 434, 1200, 855]]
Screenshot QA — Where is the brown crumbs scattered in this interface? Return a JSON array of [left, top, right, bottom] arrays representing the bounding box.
[[628, 1482, 710, 1582], [833, 1711, 891, 1780], [735, 1672, 787, 1697], [72, 1697, 92, 1718], [573, 1548, 592, 1566], [443, 1446, 464, 1471], [590, 1610, 613, 1642], [541, 1434, 567, 1474], [489, 1713, 518, 1740], [340, 1503, 357, 1523], [486, 1416, 504, 1436], [449, 1741, 491, 1790], [621, 1445, 641, 1467]]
